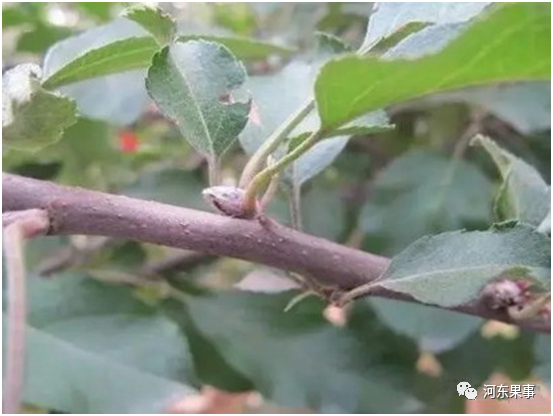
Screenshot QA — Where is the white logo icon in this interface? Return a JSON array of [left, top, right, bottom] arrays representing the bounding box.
[[457, 381, 471, 396], [464, 387, 478, 400]]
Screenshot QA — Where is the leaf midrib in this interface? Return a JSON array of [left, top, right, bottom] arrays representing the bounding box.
[[166, 47, 213, 155]]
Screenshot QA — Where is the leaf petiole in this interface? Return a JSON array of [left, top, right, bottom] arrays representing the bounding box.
[[242, 129, 324, 215], [238, 98, 315, 188]]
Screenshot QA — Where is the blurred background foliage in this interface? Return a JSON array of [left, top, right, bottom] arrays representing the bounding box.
[[2, 2, 551, 414]]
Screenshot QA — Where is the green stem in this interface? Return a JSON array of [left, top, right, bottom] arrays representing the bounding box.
[[259, 171, 280, 211], [289, 182, 303, 230], [239, 98, 315, 188], [243, 130, 323, 214]]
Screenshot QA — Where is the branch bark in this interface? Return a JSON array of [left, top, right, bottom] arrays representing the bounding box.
[[3, 173, 550, 334]]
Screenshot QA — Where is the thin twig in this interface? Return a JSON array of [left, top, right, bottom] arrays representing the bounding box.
[[2, 209, 49, 414], [259, 157, 281, 212], [239, 99, 314, 188]]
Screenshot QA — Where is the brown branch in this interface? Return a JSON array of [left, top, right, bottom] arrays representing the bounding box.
[[2, 173, 550, 334], [3, 173, 387, 288]]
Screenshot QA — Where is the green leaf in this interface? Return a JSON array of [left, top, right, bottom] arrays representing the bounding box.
[[374, 224, 551, 307], [370, 298, 482, 352], [42, 36, 158, 90], [146, 40, 250, 158], [15, 272, 197, 413], [2, 64, 77, 151], [167, 291, 421, 413], [362, 2, 490, 50], [361, 150, 492, 255], [122, 4, 176, 46], [317, 3, 551, 130], [7, 324, 193, 414], [472, 135, 551, 227]]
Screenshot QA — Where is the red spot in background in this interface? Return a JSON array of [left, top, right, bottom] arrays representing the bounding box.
[[118, 130, 139, 153]]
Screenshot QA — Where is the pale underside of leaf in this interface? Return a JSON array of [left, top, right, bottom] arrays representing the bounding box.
[[378, 264, 547, 307], [374, 225, 551, 307], [362, 2, 490, 50]]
